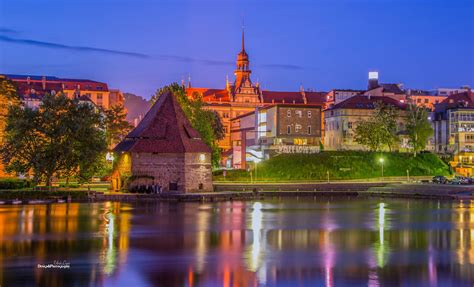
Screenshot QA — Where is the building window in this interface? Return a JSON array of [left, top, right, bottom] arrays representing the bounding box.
[[308, 111, 312, 118], [417, 98, 421, 103], [424, 99, 429, 104], [308, 126, 312, 134], [295, 124, 302, 133], [287, 110, 291, 117], [348, 122, 353, 129], [287, 125, 291, 134], [296, 110, 302, 118], [223, 112, 230, 118], [97, 93, 103, 99]]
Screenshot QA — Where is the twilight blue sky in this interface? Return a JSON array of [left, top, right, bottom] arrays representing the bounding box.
[[0, 0, 473, 99]]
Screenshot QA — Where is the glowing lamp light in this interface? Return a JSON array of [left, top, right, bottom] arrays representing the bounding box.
[[199, 153, 206, 162], [106, 152, 114, 161], [379, 158, 384, 164]]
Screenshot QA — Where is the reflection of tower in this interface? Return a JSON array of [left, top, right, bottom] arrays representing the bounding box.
[[245, 202, 267, 284]]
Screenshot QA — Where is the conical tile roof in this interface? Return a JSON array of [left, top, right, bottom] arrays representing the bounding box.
[[114, 91, 211, 153]]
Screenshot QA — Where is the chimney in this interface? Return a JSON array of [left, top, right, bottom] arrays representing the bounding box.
[[368, 71, 379, 90], [42, 76, 46, 90]]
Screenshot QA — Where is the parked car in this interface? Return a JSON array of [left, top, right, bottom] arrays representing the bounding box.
[[432, 176, 448, 184], [450, 176, 472, 185]]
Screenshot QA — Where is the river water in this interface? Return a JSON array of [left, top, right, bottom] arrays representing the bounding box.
[[1, 198, 474, 286]]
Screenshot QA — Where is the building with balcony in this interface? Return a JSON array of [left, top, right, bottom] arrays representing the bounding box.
[[433, 91, 474, 175]]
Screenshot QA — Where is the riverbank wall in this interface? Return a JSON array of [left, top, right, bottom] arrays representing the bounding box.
[[1, 182, 473, 204]]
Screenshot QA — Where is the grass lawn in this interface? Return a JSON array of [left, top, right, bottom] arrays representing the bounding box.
[[214, 151, 451, 182]]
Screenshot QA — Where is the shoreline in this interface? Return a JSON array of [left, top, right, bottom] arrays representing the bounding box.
[[0, 182, 472, 204]]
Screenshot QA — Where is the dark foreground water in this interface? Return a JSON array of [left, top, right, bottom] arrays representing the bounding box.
[[1, 198, 474, 286]]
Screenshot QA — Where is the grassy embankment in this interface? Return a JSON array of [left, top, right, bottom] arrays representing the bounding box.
[[214, 151, 451, 182]]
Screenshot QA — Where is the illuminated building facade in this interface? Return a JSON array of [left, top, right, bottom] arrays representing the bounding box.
[[3, 74, 124, 110], [186, 30, 327, 152], [230, 104, 323, 168], [324, 95, 407, 151], [433, 91, 474, 175]]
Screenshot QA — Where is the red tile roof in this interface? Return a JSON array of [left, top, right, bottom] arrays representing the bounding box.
[[4, 74, 109, 92], [187, 88, 230, 102], [114, 91, 211, 154], [328, 95, 407, 110], [305, 91, 327, 104], [262, 91, 303, 104], [434, 91, 474, 112]]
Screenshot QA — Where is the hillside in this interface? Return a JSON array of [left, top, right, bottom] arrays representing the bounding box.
[[124, 93, 151, 123], [214, 151, 451, 181]]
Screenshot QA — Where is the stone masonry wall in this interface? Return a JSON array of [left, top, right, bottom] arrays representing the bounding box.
[[184, 152, 213, 192], [130, 152, 213, 193]]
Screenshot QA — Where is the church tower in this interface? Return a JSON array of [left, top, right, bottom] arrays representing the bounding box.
[[232, 28, 261, 103]]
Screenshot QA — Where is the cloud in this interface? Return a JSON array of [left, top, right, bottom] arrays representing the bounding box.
[[0, 32, 308, 70], [0, 35, 149, 58], [0, 27, 20, 34], [259, 64, 305, 70]]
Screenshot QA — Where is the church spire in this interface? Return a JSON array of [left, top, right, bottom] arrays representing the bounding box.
[[241, 26, 245, 52]]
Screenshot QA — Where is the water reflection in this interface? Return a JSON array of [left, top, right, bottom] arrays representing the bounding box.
[[1, 199, 474, 286]]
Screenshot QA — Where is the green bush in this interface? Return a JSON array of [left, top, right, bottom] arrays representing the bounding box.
[[0, 178, 33, 190]]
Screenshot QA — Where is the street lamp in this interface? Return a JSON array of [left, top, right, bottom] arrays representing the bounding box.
[[379, 158, 384, 180]]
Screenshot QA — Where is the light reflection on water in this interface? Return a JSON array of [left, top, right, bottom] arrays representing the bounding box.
[[1, 198, 474, 286]]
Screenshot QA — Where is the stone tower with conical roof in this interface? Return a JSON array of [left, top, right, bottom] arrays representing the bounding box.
[[113, 91, 213, 193]]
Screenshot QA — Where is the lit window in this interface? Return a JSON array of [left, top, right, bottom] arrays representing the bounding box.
[[296, 110, 302, 118], [295, 124, 302, 132]]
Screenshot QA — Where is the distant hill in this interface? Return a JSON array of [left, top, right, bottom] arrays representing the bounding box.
[[124, 93, 151, 124]]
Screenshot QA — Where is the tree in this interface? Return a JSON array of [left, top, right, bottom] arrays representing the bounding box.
[[406, 104, 433, 157], [104, 104, 133, 148], [0, 77, 21, 177], [1, 93, 107, 185], [152, 83, 225, 167], [354, 120, 385, 152], [354, 101, 401, 152], [373, 102, 400, 151]]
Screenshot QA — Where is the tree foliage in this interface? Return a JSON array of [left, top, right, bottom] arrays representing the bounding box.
[[373, 102, 400, 151], [152, 83, 225, 167], [1, 93, 107, 185], [406, 104, 433, 157], [354, 101, 400, 152], [104, 104, 133, 148], [0, 77, 20, 146]]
